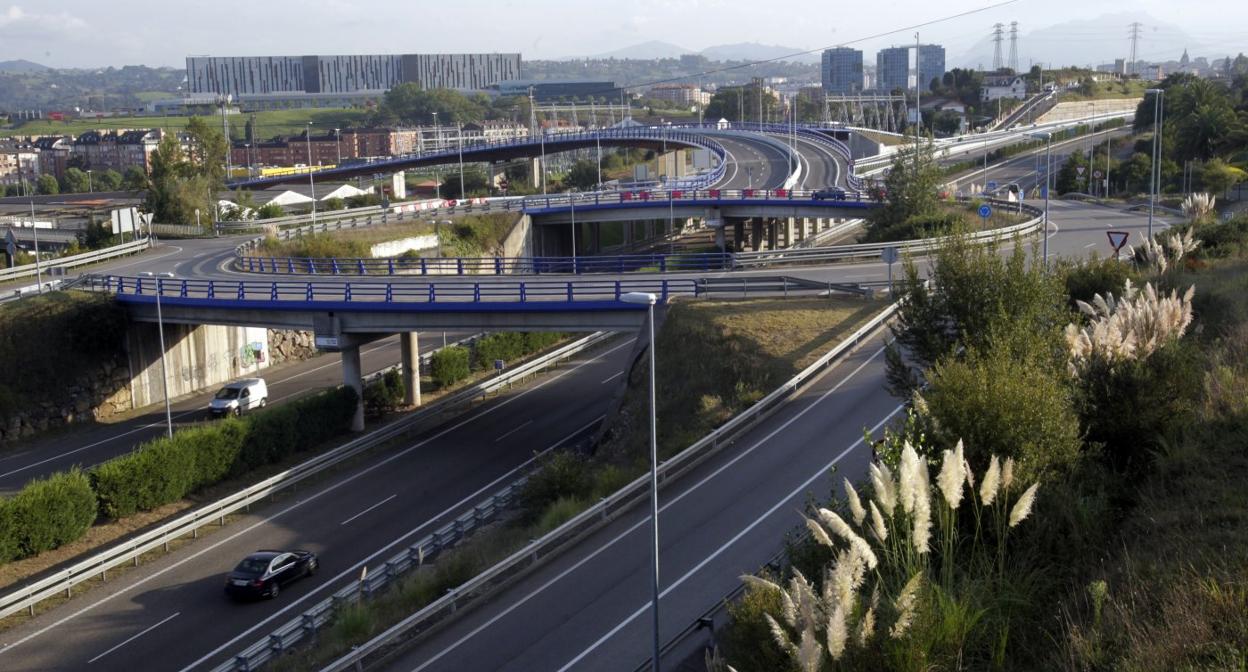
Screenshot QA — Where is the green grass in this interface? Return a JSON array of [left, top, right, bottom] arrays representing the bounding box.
[[1056, 79, 1149, 102], [0, 108, 370, 140]]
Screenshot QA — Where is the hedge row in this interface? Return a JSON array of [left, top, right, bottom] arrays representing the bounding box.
[[431, 347, 471, 388], [472, 333, 564, 370], [0, 470, 97, 563], [92, 386, 358, 519], [0, 386, 358, 564]]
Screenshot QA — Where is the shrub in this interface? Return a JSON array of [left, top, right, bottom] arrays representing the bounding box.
[[517, 451, 594, 523], [431, 346, 470, 388], [364, 369, 406, 417], [472, 332, 563, 370], [91, 387, 357, 520], [924, 346, 1082, 479], [532, 496, 589, 535], [721, 575, 797, 672], [2, 470, 97, 560], [1060, 255, 1139, 309]]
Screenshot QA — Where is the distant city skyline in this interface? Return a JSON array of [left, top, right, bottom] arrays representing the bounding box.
[[0, 1, 1244, 70]]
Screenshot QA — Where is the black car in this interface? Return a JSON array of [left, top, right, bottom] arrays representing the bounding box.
[[224, 550, 318, 600], [811, 188, 847, 201]]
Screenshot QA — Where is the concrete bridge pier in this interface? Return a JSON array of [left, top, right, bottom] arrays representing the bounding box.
[[342, 345, 365, 432], [733, 220, 745, 252], [766, 219, 779, 250], [400, 331, 422, 407], [751, 220, 764, 252]]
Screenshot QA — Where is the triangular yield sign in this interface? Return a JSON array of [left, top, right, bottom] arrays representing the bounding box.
[[1107, 230, 1129, 252]]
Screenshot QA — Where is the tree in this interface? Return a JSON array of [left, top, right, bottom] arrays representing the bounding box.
[[863, 142, 946, 241], [122, 166, 147, 191], [95, 169, 122, 191], [704, 84, 779, 122], [439, 168, 489, 199], [1055, 151, 1091, 195], [1200, 158, 1247, 196], [60, 167, 91, 194], [255, 202, 285, 219], [563, 159, 600, 190], [36, 175, 59, 195], [142, 120, 225, 227], [372, 82, 487, 126]]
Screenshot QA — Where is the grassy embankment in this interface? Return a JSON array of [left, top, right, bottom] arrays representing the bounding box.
[[265, 296, 887, 671], [0, 108, 370, 139], [252, 213, 520, 261], [1056, 78, 1150, 102]]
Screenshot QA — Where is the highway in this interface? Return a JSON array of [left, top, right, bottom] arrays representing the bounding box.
[[0, 336, 635, 672], [0, 332, 472, 495]]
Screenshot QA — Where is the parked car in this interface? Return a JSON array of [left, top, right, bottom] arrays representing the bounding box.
[[209, 378, 268, 417], [224, 550, 318, 599], [811, 188, 847, 201]]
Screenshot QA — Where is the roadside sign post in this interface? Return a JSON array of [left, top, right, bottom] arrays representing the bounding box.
[[4, 228, 16, 266], [1107, 230, 1130, 259], [978, 203, 992, 231], [882, 246, 899, 297]]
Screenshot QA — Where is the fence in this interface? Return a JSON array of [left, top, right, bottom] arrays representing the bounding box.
[[0, 331, 614, 624], [311, 297, 900, 672], [0, 237, 151, 285]]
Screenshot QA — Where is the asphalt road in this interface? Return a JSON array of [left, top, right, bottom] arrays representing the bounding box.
[[382, 324, 900, 672], [0, 336, 635, 672], [711, 135, 792, 191], [0, 332, 475, 495]]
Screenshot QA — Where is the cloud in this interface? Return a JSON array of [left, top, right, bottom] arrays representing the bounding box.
[[0, 5, 88, 38]]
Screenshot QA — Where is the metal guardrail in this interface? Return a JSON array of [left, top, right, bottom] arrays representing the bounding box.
[[83, 275, 697, 307], [0, 237, 151, 284], [198, 331, 615, 672], [0, 331, 614, 624], [791, 218, 865, 250], [314, 297, 901, 672]]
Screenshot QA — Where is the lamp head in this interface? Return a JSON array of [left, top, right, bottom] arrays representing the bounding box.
[[621, 292, 657, 306]]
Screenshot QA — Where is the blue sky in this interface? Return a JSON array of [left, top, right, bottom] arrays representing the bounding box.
[[0, 0, 1243, 69]]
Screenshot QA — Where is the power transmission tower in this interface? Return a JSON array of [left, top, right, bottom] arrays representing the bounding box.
[[992, 23, 1005, 71], [1008, 22, 1019, 73], [1128, 22, 1143, 76]]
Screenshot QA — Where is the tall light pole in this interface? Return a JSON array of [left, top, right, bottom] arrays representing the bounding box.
[[568, 187, 578, 262], [334, 128, 341, 165], [306, 122, 317, 224], [540, 127, 547, 195], [1146, 88, 1165, 240], [28, 195, 43, 291], [432, 112, 442, 199], [87, 169, 93, 194], [621, 291, 661, 672], [1028, 131, 1053, 267], [457, 123, 466, 199], [1085, 101, 1095, 195], [139, 271, 176, 439]]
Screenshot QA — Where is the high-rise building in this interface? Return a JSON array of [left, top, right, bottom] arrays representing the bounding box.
[[821, 47, 864, 94], [186, 53, 522, 98], [876, 47, 910, 92], [916, 44, 946, 92]]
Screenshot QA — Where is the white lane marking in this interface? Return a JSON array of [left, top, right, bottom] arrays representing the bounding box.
[[1084, 242, 1097, 248], [87, 612, 180, 664], [91, 245, 186, 274], [0, 340, 629, 663], [600, 371, 624, 385], [340, 495, 398, 526], [175, 412, 608, 672], [407, 344, 888, 672], [494, 420, 534, 444], [0, 339, 397, 479], [556, 405, 906, 672]]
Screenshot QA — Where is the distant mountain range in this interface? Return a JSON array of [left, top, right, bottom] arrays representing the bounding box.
[[581, 41, 820, 64], [0, 59, 52, 75]]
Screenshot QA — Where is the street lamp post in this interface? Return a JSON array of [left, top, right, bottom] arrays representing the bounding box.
[[568, 188, 578, 265], [139, 271, 176, 438], [457, 123, 466, 199], [87, 169, 93, 194], [334, 128, 342, 165], [620, 291, 662, 672], [28, 196, 43, 291], [306, 122, 317, 225], [1028, 131, 1053, 267], [1146, 88, 1165, 240]]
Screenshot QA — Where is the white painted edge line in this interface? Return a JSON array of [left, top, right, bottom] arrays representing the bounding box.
[[340, 495, 398, 526], [87, 612, 180, 664]]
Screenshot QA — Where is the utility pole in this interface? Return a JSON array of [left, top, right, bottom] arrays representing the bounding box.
[[992, 23, 1005, 71], [1129, 22, 1143, 77], [914, 32, 922, 179]]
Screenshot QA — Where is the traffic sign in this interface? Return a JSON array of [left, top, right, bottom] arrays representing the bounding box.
[[1093, 170, 1103, 179], [987, 180, 998, 190], [1077, 166, 1086, 175], [882, 247, 899, 264], [1107, 230, 1130, 254], [4, 228, 16, 260], [978, 204, 993, 219]]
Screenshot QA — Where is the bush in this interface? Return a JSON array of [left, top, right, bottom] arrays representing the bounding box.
[[1061, 255, 1139, 309], [517, 451, 594, 523], [364, 369, 406, 417], [721, 577, 797, 672], [472, 332, 563, 370], [1, 470, 97, 561], [91, 387, 357, 520], [924, 345, 1083, 479], [431, 346, 470, 389]]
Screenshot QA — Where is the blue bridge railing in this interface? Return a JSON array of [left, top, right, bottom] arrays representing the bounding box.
[[239, 252, 735, 276]]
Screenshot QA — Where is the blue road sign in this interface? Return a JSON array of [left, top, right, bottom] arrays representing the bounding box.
[[978, 204, 993, 219], [987, 180, 998, 190]]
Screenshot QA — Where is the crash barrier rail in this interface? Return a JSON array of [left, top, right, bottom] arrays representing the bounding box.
[[228, 127, 729, 190], [791, 218, 865, 250], [0, 331, 615, 624], [316, 296, 902, 672], [360, 333, 485, 386], [83, 275, 697, 307], [0, 237, 151, 284], [695, 275, 875, 298], [201, 331, 616, 672]]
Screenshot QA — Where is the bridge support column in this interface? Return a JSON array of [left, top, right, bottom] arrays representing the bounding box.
[[589, 223, 601, 254], [796, 218, 808, 242], [767, 220, 779, 250], [342, 346, 365, 432], [781, 218, 796, 248], [733, 220, 745, 252], [530, 157, 542, 189], [400, 332, 421, 407], [751, 220, 764, 252]]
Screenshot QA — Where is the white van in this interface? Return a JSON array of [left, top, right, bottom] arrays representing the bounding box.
[[210, 378, 269, 417]]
